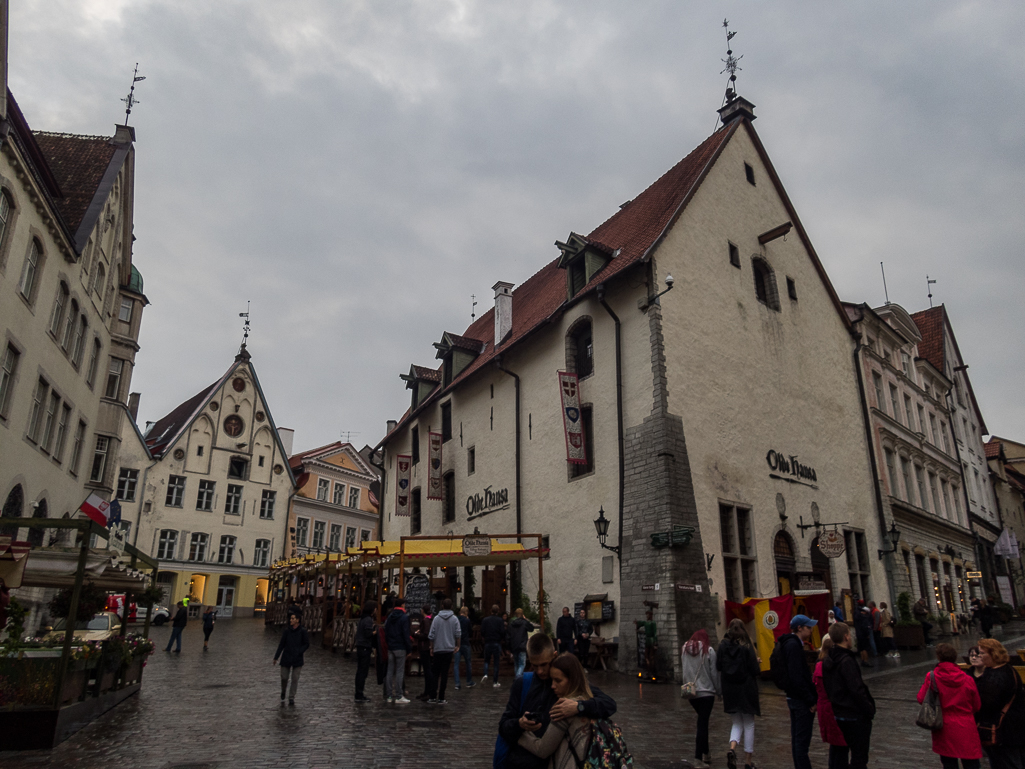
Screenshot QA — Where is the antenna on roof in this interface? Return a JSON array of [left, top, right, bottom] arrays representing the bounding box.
[[880, 262, 890, 305], [471, 294, 478, 321], [927, 275, 937, 308], [121, 63, 146, 125], [340, 431, 360, 444], [714, 19, 743, 131], [239, 301, 251, 352]]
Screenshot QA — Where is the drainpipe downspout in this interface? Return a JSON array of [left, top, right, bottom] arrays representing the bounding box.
[[495, 355, 522, 600], [851, 328, 893, 604], [596, 283, 624, 569]]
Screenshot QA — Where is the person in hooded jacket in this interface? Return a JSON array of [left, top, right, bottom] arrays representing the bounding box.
[[917, 642, 983, 769], [508, 608, 535, 678], [556, 606, 576, 655], [717, 619, 761, 769], [778, 615, 818, 769], [354, 600, 378, 703], [813, 637, 847, 769], [853, 604, 874, 668], [822, 622, 875, 769], [383, 597, 412, 703], [428, 598, 461, 703], [273, 612, 310, 705], [681, 629, 720, 769]]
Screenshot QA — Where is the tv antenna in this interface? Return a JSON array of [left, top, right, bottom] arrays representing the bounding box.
[[880, 262, 890, 305], [239, 301, 251, 349], [471, 294, 478, 321], [927, 275, 937, 308], [121, 63, 145, 124], [340, 431, 360, 444]]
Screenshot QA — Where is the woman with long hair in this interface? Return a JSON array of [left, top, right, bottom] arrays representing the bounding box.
[[717, 619, 761, 769], [813, 636, 847, 769], [974, 638, 1025, 769], [517, 653, 594, 769], [681, 629, 721, 769], [917, 643, 982, 769]]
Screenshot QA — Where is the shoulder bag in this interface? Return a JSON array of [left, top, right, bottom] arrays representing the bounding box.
[[980, 670, 1020, 747], [915, 671, 943, 731]]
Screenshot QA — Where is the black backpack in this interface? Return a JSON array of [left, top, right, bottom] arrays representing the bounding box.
[[769, 635, 792, 691]]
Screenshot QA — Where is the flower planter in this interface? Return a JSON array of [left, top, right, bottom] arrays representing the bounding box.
[[894, 624, 925, 650], [119, 659, 143, 688], [97, 668, 118, 694], [60, 668, 89, 704]]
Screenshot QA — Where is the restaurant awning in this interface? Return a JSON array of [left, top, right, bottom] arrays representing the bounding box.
[[18, 548, 153, 591]]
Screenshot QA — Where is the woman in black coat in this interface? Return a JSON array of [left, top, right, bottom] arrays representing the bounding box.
[[716, 619, 761, 769]]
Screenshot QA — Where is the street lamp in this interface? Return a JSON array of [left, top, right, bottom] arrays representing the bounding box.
[[593, 506, 621, 558], [877, 521, 902, 559]]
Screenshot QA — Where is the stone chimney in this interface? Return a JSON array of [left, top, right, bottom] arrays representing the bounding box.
[[493, 281, 514, 348], [112, 124, 136, 145], [277, 427, 295, 456], [128, 392, 140, 422], [717, 89, 756, 125], [386, 419, 397, 435]]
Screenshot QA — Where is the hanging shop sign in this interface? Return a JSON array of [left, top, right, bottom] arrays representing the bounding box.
[[427, 433, 443, 500], [558, 371, 587, 465], [395, 455, 412, 517], [466, 486, 510, 520], [966, 571, 983, 579], [817, 529, 846, 558], [462, 535, 492, 557], [766, 449, 819, 487]]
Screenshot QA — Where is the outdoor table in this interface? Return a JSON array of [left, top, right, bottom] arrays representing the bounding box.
[[589, 639, 617, 671]]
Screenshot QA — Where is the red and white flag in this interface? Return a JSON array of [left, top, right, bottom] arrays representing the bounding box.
[[79, 493, 110, 526], [558, 371, 587, 465]]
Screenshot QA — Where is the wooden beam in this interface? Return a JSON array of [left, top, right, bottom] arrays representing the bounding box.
[[758, 221, 793, 245]]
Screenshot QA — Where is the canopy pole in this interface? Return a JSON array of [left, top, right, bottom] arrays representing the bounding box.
[[52, 521, 92, 710], [399, 537, 407, 596]]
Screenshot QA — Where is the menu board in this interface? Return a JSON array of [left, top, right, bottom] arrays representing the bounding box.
[[404, 574, 435, 616]]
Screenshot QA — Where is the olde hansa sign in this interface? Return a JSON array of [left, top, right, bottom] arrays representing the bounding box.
[[466, 486, 510, 520], [766, 449, 818, 487]]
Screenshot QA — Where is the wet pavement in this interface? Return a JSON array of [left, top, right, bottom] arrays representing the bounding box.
[[2, 618, 1023, 769]]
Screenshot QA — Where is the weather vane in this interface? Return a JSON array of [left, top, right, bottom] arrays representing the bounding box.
[[121, 63, 146, 125], [471, 294, 478, 321], [239, 301, 251, 350], [720, 19, 742, 98], [927, 275, 937, 308]]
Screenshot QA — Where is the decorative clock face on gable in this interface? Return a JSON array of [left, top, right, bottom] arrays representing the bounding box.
[[223, 415, 245, 437]]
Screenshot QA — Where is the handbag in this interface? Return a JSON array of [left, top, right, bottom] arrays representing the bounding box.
[[915, 671, 943, 731], [979, 673, 1019, 747], [681, 681, 698, 698]]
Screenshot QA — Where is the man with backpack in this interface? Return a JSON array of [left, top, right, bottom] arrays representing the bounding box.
[[770, 614, 818, 769], [497, 633, 618, 769]]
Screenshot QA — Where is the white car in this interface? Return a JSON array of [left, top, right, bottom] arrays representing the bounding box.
[[134, 605, 170, 625]]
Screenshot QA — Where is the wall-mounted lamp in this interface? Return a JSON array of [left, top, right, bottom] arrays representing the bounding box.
[[594, 506, 621, 557], [877, 521, 902, 560]]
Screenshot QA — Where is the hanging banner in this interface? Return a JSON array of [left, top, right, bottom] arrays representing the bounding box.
[[817, 529, 846, 558], [395, 455, 412, 517], [427, 432, 443, 500], [558, 371, 586, 465]]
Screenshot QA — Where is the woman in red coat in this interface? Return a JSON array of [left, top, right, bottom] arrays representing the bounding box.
[[813, 637, 848, 769], [917, 643, 983, 768]]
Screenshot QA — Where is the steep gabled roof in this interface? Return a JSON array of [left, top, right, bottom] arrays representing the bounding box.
[[289, 441, 377, 478], [145, 381, 220, 457], [33, 132, 118, 237]]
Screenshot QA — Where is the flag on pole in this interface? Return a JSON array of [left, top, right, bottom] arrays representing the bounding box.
[[79, 493, 110, 527], [107, 499, 122, 529]]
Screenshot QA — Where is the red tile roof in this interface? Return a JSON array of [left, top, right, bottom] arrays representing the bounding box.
[[33, 132, 117, 235], [289, 441, 344, 469], [145, 382, 220, 458], [409, 365, 441, 383], [911, 306, 945, 373], [985, 439, 1002, 459]]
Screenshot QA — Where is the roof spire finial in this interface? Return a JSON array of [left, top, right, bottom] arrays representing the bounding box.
[[121, 63, 145, 125], [715, 21, 755, 128], [237, 301, 251, 361], [471, 294, 478, 321], [927, 275, 937, 308], [720, 19, 742, 101]]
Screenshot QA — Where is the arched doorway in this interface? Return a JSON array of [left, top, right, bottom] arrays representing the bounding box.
[[811, 535, 835, 599], [1, 484, 23, 537], [26, 499, 47, 546], [774, 531, 796, 596]]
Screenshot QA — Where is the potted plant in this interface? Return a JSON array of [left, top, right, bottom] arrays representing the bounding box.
[[893, 592, 925, 650]]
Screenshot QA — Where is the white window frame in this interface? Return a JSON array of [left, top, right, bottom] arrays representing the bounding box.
[[218, 535, 236, 564], [225, 483, 243, 515], [117, 468, 139, 502], [317, 478, 329, 501], [333, 482, 345, 505], [312, 520, 326, 549], [118, 296, 133, 323], [260, 490, 276, 519], [189, 532, 209, 562], [197, 479, 215, 511], [105, 359, 123, 400], [329, 524, 342, 551], [18, 240, 40, 300], [254, 539, 270, 568], [345, 526, 357, 550], [0, 344, 19, 419], [90, 435, 109, 483], [295, 517, 309, 548], [349, 486, 361, 509], [157, 529, 178, 560], [166, 475, 186, 507]]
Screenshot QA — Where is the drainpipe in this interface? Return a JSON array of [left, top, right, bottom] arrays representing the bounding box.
[[851, 327, 894, 604], [495, 355, 522, 599], [596, 283, 624, 570]]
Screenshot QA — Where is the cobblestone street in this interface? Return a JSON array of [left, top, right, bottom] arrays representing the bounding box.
[[2, 619, 1022, 769]]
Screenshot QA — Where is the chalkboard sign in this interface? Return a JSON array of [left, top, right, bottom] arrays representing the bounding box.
[[573, 602, 584, 617], [601, 601, 615, 621], [404, 574, 435, 616]]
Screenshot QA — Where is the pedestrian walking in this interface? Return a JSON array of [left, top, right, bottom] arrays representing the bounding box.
[[717, 618, 761, 769], [508, 608, 533, 678], [973, 638, 1025, 769], [454, 605, 476, 690], [832, 600, 845, 623], [827, 609, 836, 627], [680, 628, 720, 769], [813, 637, 848, 769], [415, 604, 435, 701], [636, 610, 658, 676], [822, 622, 875, 769], [556, 606, 576, 655], [273, 611, 310, 706], [574, 608, 593, 669], [201, 605, 216, 651], [383, 597, 412, 704], [868, 600, 881, 658], [917, 642, 983, 769], [853, 604, 874, 668], [428, 598, 461, 704], [776, 614, 818, 769], [354, 600, 377, 703], [481, 603, 505, 688], [497, 633, 618, 769], [516, 653, 597, 769], [915, 598, 935, 645], [879, 601, 898, 658], [164, 601, 187, 653], [980, 600, 996, 639]]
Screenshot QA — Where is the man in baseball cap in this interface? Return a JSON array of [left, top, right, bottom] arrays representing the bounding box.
[[779, 614, 818, 769]]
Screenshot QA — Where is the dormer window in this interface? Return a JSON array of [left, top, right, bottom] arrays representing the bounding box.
[[401, 365, 440, 410], [433, 332, 484, 388], [556, 232, 614, 299]]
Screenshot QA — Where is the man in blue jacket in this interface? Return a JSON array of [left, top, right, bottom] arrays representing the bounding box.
[[273, 612, 310, 706], [779, 615, 818, 769], [383, 598, 412, 703]]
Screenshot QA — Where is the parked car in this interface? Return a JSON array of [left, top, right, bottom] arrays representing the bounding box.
[[43, 611, 122, 644], [134, 605, 170, 625]]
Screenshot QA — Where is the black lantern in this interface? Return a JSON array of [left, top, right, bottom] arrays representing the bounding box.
[[877, 521, 902, 559], [593, 506, 621, 557]]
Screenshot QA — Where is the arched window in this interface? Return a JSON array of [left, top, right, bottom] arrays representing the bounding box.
[[93, 262, 106, 300], [0, 191, 11, 252], [774, 531, 796, 596], [49, 281, 69, 336], [18, 239, 41, 301], [61, 299, 79, 350], [1, 484, 24, 537], [71, 314, 87, 366], [27, 499, 47, 547], [566, 318, 594, 378], [752, 257, 780, 311]]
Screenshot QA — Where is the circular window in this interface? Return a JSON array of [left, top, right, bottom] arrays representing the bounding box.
[[209, 401, 219, 412], [273, 464, 284, 475], [255, 410, 266, 423], [232, 377, 246, 392], [173, 448, 185, 461], [223, 415, 245, 437]]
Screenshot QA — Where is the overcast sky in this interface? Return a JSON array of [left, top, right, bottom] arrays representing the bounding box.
[[9, 1, 1024, 453]]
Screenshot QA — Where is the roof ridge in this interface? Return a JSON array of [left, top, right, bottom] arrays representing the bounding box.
[[32, 130, 112, 141]]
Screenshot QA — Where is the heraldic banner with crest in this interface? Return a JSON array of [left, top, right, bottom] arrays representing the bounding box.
[[558, 371, 587, 465], [428, 432, 443, 500], [395, 455, 412, 516]]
